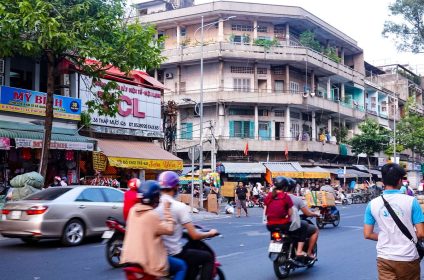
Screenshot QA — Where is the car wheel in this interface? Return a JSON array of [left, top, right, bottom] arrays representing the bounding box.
[[21, 237, 40, 245], [61, 219, 85, 246]]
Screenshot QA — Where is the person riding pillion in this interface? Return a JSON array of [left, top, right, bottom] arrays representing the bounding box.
[[120, 180, 187, 280], [156, 171, 218, 280]]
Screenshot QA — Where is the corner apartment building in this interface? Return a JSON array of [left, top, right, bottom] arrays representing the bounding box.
[[136, 0, 368, 164]]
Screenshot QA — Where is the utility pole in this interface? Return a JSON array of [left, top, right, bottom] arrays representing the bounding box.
[[211, 121, 216, 172]]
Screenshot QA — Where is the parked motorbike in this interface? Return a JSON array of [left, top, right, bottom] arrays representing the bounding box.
[[268, 217, 317, 279], [103, 216, 126, 268], [315, 206, 340, 229]]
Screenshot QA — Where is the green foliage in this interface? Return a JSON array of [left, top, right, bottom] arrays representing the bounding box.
[[242, 33, 250, 44], [299, 30, 321, 52], [181, 37, 191, 47], [0, 0, 164, 116], [324, 47, 341, 63], [396, 99, 424, 156], [384, 143, 405, 157], [396, 68, 421, 85], [79, 111, 92, 127], [349, 118, 390, 157], [253, 37, 279, 50], [333, 126, 348, 144], [383, 0, 424, 53]]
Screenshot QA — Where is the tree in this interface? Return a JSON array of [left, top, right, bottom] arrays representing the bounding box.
[[0, 0, 164, 178], [383, 0, 424, 53], [396, 100, 424, 158], [350, 118, 390, 168]]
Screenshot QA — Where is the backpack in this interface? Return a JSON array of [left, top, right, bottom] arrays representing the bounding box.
[[266, 192, 291, 221]]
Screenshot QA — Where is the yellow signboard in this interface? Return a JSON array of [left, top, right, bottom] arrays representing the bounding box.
[[92, 152, 108, 172], [303, 172, 330, 179], [108, 157, 183, 171], [271, 171, 304, 178]]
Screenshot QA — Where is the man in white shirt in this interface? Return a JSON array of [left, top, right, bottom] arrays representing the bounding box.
[[364, 163, 424, 280]]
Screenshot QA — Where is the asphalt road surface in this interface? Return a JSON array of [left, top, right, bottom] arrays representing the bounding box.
[[0, 203, 420, 280]]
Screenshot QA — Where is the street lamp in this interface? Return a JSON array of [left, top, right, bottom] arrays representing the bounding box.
[[194, 15, 235, 209]]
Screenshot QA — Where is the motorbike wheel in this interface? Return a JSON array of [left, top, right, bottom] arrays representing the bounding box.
[[106, 234, 124, 268], [273, 260, 290, 279], [214, 267, 225, 280], [342, 199, 348, 206], [316, 218, 324, 229], [332, 212, 340, 227], [247, 201, 255, 208]]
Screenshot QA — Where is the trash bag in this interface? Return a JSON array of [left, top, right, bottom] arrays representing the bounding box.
[[10, 172, 44, 189], [11, 185, 40, 201]]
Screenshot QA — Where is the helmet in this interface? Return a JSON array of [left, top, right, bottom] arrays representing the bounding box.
[[286, 178, 297, 192], [128, 178, 141, 191], [137, 180, 161, 205], [158, 171, 180, 190], [273, 176, 291, 190]]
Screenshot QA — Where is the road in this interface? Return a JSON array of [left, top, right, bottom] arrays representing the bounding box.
[[0, 203, 420, 280]]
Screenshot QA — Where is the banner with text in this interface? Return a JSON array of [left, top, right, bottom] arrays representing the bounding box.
[[108, 157, 182, 171], [0, 86, 81, 120], [15, 138, 94, 151], [79, 76, 163, 137]]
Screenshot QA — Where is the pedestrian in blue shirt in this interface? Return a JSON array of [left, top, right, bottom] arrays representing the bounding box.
[[364, 163, 424, 280]]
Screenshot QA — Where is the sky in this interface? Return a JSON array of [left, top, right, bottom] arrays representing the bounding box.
[[130, 0, 424, 74]]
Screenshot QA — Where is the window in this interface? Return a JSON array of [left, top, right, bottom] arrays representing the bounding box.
[[274, 111, 284, 117], [274, 25, 286, 35], [233, 78, 251, 92], [231, 66, 254, 74], [289, 81, 300, 93], [232, 24, 253, 32], [25, 188, 72, 201], [259, 109, 269, 116], [139, 9, 147, 15], [257, 68, 267, 75], [291, 123, 300, 140], [230, 121, 253, 138], [290, 111, 301, 119], [180, 27, 186, 36], [272, 66, 284, 75], [102, 188, 124, 203], [275, 80, 284, 93], [257, 25, 268, 33], [75, 188, 105, 202], [229, 108, 254, 116], [181, 123, 193, 140]]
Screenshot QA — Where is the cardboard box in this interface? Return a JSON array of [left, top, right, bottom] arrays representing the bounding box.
[[205, 194, 218, 214], [305, 191, 335, 207], [222, 181, 237, 198], [178, 194, 199, 208]]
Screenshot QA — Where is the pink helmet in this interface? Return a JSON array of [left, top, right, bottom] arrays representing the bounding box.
[[158, 171, 179, 190]]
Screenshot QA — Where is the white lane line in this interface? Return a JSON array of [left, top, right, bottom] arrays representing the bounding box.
[[217, 252, 244, 259], [91, 244, 105, 248], [342, 214, 364, 219], [339, 226, 363, 230]]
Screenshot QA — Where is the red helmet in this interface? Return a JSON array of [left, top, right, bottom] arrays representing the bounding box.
[[128, 178, 141, 191]]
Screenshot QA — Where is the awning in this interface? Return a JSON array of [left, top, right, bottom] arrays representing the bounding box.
[[181, 166, 198, 176], [222, 162, 266, 174], [327, 168, 371, 179], [0, 120, 94, 151], [302, 167, 331, 179], [353, 165, 369, 172], [136, 73, 167, 90], [263, 162, 304, 178], [369, 169, 382, 178], [96, 139, 183, 171]]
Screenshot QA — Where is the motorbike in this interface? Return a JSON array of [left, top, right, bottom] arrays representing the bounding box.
[[268, 217, 317, 279], [115, 223, 225, 280], [315, 206, 340, 229], [103, 216, 126, 268], [247, 194, 264, 208]]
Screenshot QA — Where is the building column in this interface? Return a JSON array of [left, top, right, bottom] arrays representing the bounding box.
[[254, 105, 259, 139], [284, 106, 291, 139], [285, 24, 290, 46], [218, 18, 224, 42], [270, 120, 275, 140], [341, 83, 345, 102], [328, 117, 332, 136], [253, 19, 258, 42], [33, 62, 40, 91], [311, 70, 315, 93], [176, 65, 181, 94], [176, 110, 181, 139], [340, 47, 345, 64], [219, 60, 224, 91], [176, 25, 181, 48], [218, 103, 225, 137], [327, 78, 331, 100], [285, 65, 290, 93], [311, 111, 316, 141], [154, 69, 158, 80], [254, 62, 258, 91]]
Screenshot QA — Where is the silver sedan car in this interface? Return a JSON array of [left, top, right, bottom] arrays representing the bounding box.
[[0, 186, 124, 246]]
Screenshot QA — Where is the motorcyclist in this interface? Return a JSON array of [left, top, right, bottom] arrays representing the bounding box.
[[123, 178, 141, 221], [156, 171, 218, 280], [120, 180, 186, 280], [286, 178, 320, 260], [264, 176, 293, 235]]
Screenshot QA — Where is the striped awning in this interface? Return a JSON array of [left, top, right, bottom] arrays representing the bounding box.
[[263, 162, 305, 178], [303, 167, 331, 179], [222, 162, 266, 174]]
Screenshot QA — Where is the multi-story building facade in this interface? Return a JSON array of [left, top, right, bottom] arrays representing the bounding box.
[[136, 1, 371, 165]]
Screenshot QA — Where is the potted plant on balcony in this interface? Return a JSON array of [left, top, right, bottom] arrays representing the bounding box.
[[299, 30, 321, 52], [253, 37, 279, 50]]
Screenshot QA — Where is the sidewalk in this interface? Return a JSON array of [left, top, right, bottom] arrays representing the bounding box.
[[191, 204, 231, 222]]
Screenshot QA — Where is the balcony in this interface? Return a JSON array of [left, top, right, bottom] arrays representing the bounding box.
[[175, 137, 352, 156], [161, 43, 364, 84], [169, 88, 366, 119]]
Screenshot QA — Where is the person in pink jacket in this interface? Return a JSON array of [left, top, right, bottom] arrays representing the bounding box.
[[121, 180, 186, 279]]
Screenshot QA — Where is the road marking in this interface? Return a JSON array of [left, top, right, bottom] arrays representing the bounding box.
[[340, 226, 363, 230], [342, 214, 364, 219], [217, 252, 244, 259], [91, 244, 104, 248]]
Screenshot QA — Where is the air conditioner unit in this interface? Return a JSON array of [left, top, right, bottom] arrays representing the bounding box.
[[165, 73, 174, 79], [0, 59, 4, 74]]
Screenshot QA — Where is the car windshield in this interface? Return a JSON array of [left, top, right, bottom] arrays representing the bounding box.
[[25, 188, 72, 200]]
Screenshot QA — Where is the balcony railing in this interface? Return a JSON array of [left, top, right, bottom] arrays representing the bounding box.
[[161, 42, 364, 83]]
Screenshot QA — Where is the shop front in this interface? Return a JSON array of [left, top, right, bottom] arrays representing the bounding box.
[[263, 162, 305, 184], [220, 162, 266, 198]]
